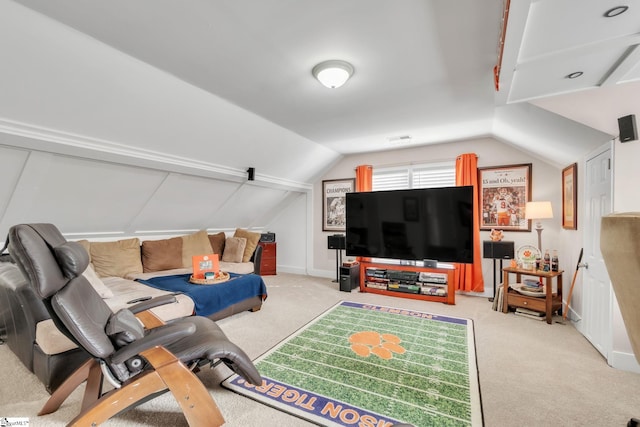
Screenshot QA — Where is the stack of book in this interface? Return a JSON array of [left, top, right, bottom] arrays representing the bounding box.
[[514, 307, 545, 321], [492, 286, 503, 311], [521, 278, 544, 294]]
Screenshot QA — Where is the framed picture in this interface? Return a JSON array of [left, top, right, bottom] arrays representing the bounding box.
[[478, 163, 532, 231], [191, 253, 220, 279], [322, 178, 355, 231], [562, 163, 577, 230]]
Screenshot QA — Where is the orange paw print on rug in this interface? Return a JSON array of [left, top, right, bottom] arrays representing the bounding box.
[[349, 331, 406, 360]]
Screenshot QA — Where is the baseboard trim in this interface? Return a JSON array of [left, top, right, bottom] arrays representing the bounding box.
[[609, 350, 640, 374], [276, 266, 308, 276], [305, 268, 334, 279]]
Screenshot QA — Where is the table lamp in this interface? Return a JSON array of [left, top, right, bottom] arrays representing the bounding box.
[[525, 201, 553, 251]]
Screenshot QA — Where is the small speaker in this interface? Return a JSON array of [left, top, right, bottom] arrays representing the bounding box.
[[247, 167, 255, 181], [483, 241, 515, 259], [260, 232, 276, 243], [327, 234, 346, 250], [618, 115, 637, 143]]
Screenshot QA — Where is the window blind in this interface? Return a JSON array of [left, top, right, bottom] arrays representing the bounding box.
[[372, 161, 455, 191]]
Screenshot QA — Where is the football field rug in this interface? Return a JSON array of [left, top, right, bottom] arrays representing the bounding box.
[[222, 301, 483, 426]]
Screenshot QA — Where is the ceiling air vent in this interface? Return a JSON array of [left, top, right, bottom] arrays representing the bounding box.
[[387, 135, 413, 144]]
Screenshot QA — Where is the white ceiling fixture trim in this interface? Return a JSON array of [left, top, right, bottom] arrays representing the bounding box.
[[312, 60, 354, 89]]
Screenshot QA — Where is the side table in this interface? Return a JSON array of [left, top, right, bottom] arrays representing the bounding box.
[[502, 267, 564, 324]]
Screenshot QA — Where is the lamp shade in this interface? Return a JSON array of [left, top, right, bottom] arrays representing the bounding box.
[[525, 201, 553, 220], [312, 60, 354, 88]]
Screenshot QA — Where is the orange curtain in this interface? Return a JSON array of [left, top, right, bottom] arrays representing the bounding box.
[[354, 165, 373, 263], [455, 153, 484, 292], [355, 165, 373, 192]]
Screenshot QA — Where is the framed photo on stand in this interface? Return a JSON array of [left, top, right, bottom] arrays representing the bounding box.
[[478, 163, 532, 231], [322, 178, 355, 232], [562, 163, 577, 230]]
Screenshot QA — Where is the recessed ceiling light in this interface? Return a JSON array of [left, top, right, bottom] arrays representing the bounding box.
[[604, 6, 628, 17], [565, 71, 584, 79]]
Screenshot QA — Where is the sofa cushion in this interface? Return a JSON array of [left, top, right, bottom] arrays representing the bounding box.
[[181, 230, 214, 268], [208, 232, 226, 255], [101, 276, 195, 321], [89, 238, 143, 278], [83, 264, 114, 299], [233, 228, 261, 262], [222, 237, 247, 263], [141, 237, 183, 273]]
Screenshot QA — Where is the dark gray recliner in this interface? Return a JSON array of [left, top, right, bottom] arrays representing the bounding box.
[[8, 223, 262, 426], [0, 260, 90, 392]]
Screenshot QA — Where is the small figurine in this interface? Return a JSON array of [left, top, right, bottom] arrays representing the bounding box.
[[489, 229, 504, 241]]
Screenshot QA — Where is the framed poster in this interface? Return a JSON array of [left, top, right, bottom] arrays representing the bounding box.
[[478, 163, 532, 231], [322, 178, 355, 231], [562, 163, 577, 230]]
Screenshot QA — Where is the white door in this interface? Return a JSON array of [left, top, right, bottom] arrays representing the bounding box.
[[582, 145, 613, 358]]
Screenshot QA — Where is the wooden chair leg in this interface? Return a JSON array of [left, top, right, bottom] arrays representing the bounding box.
[[143, 347, 225, 427], [39, 359, 98, 416], [67, 347, 224, 427], [81, 359, 104, 411], [68, 370, 168, 426]]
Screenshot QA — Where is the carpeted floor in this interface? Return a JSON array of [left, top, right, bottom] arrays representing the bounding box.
[[2, 272, 640, 426]]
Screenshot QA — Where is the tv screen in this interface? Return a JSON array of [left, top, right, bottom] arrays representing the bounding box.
[[345, 186, 474, 264]]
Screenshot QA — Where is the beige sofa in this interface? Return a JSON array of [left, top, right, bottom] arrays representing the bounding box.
[[0, 228, 266, 392]]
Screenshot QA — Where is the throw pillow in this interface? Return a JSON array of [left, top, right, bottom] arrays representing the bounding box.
[[222, 237, 247, 263], [181, 230, 214, 268], [208, 232, 226, 255], [141, 237, 183, 273], [82, 264, 114, 299], [89, 238, 143, 278], [233, 228, 261, 262]]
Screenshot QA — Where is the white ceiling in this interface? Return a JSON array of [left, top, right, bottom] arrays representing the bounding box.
[[7, 0, 640, 164]]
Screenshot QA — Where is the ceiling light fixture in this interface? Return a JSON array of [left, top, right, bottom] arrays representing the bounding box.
[[604, 6, 629, 17], [565, 71, 584, 79], [312, 60, 354, 89]]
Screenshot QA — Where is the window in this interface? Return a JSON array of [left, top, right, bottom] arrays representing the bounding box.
[[372, 161, 455, 191]]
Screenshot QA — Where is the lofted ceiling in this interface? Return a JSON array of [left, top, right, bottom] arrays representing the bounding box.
[[3, 0, 639, 168]]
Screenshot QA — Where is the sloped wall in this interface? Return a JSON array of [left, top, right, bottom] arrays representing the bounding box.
[[0, 1, 340, 246], [0, 142, 294, 239]]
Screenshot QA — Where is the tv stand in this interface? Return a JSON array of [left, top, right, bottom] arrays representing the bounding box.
[[359, 260, 455, 305]]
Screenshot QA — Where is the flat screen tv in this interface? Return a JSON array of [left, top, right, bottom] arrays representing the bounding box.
[[345, 186, 474, 264]]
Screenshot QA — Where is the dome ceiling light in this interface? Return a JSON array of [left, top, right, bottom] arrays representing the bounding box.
[[312, 60, 354, 89], [565, 71, 584, 79]]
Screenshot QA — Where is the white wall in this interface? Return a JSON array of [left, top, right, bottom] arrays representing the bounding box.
[[312, 137, 563, 297], [263, 192, 309, 275]]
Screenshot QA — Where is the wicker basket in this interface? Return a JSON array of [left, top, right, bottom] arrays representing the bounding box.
[[189, 271, 230, 285]]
